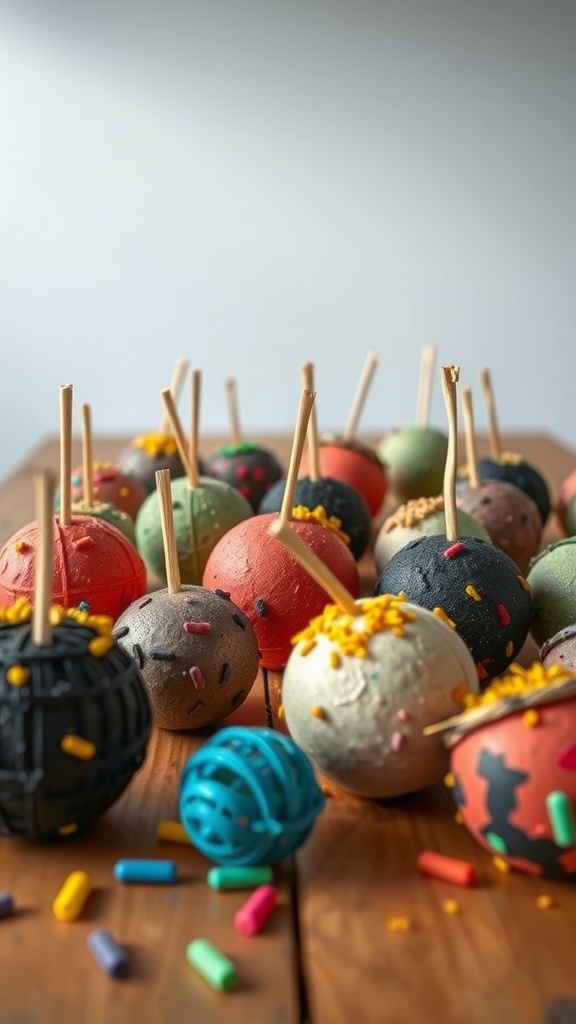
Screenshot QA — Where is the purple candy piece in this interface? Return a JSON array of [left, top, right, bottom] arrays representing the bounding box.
[[87, 929, 130, 978]]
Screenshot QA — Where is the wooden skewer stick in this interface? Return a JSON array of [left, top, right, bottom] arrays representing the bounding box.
[[158, 357, 190, 434], [440, 365, 460, 543], [279, 389, 316, 526], [415, 345, 437, 427], [189, 369, 202, 479], [301, 362, 320, 482], [81, 403, 95, 506], [422, 711, 470, 736], [461, 387, 480, 490], [59, 383, 73, 527], [478, 367, 501, 461], [343, 350, 379, 440], [269, 519, 358, 615], [225, 378, 242, 445], [160, 388, 198, 488], [155, 469, 181, 595], [32, 470, 55, 647]]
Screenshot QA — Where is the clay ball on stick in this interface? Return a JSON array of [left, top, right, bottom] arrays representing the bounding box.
[[374, 495, 490, 573]]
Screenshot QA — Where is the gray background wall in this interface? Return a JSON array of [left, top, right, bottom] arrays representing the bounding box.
[[1, 0, 575, 479]]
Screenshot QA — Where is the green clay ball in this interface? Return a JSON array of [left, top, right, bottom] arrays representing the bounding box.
[[70, 501, 136, 545], [527, 536, 576, 647], [135, 476, 252, 585], [377, 425, 448, 502]]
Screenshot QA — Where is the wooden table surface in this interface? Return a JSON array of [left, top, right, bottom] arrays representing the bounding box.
[[1, 431, 576, 1024]]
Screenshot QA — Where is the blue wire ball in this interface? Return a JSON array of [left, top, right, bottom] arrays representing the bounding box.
[[179, 726, 325, 865]]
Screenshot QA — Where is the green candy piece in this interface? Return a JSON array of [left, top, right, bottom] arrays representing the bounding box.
[[485, 832, 508, 854], [186, 939, 239, 992], [546, 790, 576, 848], [207, 866, 273, 891]]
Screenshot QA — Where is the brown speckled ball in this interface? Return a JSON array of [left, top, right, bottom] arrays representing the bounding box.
[[456, 479, 542, 574], [113, 586, 259, 730], [540, 625, 576, 671]]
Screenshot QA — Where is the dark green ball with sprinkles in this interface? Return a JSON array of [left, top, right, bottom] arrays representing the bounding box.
[[113, 585, 260, 730], [374, 535, 532, 685]]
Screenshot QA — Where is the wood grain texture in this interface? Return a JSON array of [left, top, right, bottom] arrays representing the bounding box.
[[1, 432, 576, 1024]]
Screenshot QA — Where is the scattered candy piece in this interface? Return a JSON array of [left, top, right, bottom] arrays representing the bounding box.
[[0, 892, 14, 919], [87, 929, 130, 978], [156, 820, 191, 845], [536, 894, 555, 910], [546, 791, 576, 848], [441, 899, 460, 915], [492, 855, 510, 874], [207, 866, 273, 891], [385, 915, 411, 932], [417, 851, 476, 887], [53, 870, 92, 922], [233, 884, 278, 936], [113, 859, 178, 884], [186, 938, 239, 992]]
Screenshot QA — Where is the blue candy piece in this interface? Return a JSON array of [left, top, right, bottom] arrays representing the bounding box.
[[87, 929, 130, 978], [113, 859, 178, 884]]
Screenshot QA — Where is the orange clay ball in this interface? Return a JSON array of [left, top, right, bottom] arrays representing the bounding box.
[[299, 438, 387, 518], [0, 514, 147, 620]]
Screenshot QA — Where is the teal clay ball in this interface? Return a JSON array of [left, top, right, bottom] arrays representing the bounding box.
[[527, 537, 576, 648], [377, 426, 448, 502], [135, 476, 252, 585]]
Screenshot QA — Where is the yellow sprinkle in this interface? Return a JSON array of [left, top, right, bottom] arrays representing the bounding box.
[[310, 705, 327, 720], [134, 432, 178, 458], [492, 855, 510, 874], [465, 585, 482, 602], [522, 709, 540, 728], [441, 899, 460, 915], [277, 704, 285, 720], [443, 773, 455, 788], [156, 820, 191, 845], [454, 811, 464, 825], [88, 635, 114, 658], [518, 575, 531, 592], [299, 640, 317, 657], [329, 650, 341, 670], [386, 915, 411, 933], [61, 735, 96, 761], [432, 607, 457, 630], [499, 451, 523, 466], [384, 496, 445, 532], [461, 662, 576, 712], [13, 541, 28, 554], [535, 894, 555, 910], [292, 594, 416, 659], [505, 641, 514, 658], [58, 823, 79, 836], [6, 665, 29, 687], [291, 505, 350, 544], [119, 486, 130, 498]]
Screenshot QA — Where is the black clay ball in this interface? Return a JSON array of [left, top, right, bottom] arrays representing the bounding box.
[[258, 476, 371, 560], [375, 535, 532, 684], [206, 441, 283, 512]]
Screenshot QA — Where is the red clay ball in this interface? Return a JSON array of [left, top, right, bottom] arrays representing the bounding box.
[[0, 514, 147, 620], [202, 514, 360, 670]]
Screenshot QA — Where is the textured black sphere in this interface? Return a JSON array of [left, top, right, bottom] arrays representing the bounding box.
[[258, 476, 371, 560], [375, 535, 532, 683], [206, 441, 283, 511], [0, 608, 152, 840], [478, 457, 551, 524]]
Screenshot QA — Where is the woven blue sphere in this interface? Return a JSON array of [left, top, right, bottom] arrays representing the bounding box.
[[179, 726, 325, 865]]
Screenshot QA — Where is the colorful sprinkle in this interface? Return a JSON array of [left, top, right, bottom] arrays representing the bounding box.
[[505, 640, 514, 658], [518, 575, 531, 592], [88, 635, 114, 657], [293, 595, 416, 659], [444, 542, 464, 559], [535, 894, 555, 910], [133, 432, 178, 458], [61, 735, 96, 761], [300, 640, 316, 657], [461, 662, 576, 711], [132, 644, 144, 668], [385, 916, 411, 933], [557, 744, 576, 771], [183, 621, 212, 635], [138, 598, 152, 609], [492, 855, 510, 874], [522, 709, 540, 728], [454, 812, 464, 825], [432, 607, 456, 629], [465, 585, 482, 602], [214, 589, 231, 601], [189, 666, 206, 690], [232, 612, 246, 630], [231, 690, 245, 708], [148, 650, 176, 661], [119, 487, 129, 498], [58, 823, 79, 836], [254, 598, 267, 618], [113, 625, 130, 639], [6, 665, 29, 687], [546, 791, 576, 847], [486, 832, 508, 854], [443, 773, 455, 788], [310, 705, 327, 720], [277, 704, 285, 720], [291, 504, 350, 544], [496, 604, 511, 627], [441, 899, 460, 915], [13, 541, 28, 553], [219, 662, 231, 684], [391, 731, 404, 752], [329, 650, 341, 669], [397, 708, 409, 721]]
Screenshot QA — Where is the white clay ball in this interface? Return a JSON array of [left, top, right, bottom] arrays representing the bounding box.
[[374, 496, 491, 573], [281, 595, 479, 798]]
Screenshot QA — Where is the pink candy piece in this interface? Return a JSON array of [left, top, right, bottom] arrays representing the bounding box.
[[233, 884, 278, 936]]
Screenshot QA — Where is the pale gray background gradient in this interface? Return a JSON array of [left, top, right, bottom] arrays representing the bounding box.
[[0, 0, 575, 479]]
